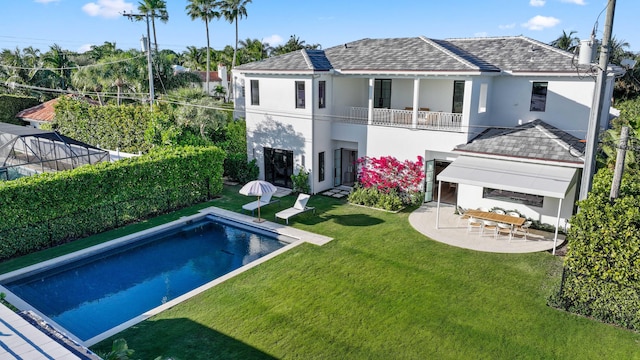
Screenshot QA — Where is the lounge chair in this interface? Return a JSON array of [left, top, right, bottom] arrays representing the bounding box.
[[275, 193, 315, 224], [242, 191, 279, 215]]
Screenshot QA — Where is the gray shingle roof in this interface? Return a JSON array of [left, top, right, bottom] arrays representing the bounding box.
[[235, 36, 577, 73], [454, 119, 585, 164]]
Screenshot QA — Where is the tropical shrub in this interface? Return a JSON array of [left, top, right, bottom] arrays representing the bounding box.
[[348, 185, 404, 212], [352, 155, 425, 207], [225, 153, 259, 183], [554, 168, 640, 330], [0, 146, 225, 260], [291, 166, 310, 194]]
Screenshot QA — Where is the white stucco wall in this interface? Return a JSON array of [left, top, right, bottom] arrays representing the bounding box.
[[488, 76, 597, 138]]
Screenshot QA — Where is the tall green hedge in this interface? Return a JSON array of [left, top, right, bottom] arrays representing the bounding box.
[[53, 96, 157, 153], [555, 168, 640, 330], [0, 146, 225, 260], [0, 94, 39, 125]]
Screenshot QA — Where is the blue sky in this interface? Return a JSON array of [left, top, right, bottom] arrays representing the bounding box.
[[0, 0, 637, 54]]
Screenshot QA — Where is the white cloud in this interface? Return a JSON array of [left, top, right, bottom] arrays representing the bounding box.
[[530, 0, 546, 6], [78, 44, 94, 53], [499, 23, 517, 30], [35, 0, 60, 4], [521, 15, 560, 30], [474, 32, 489, 38], [561, 0, 586, 4], [262, 34, 284, 46], [82, 0, 134, 18]]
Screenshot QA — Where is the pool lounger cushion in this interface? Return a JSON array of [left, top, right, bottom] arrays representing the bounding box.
[[275, 193, 315, 224]]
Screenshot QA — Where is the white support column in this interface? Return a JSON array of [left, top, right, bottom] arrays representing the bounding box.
[[436, 180, 442, 229], [368, 78, 374, 125], [553, 199, 563, 255], [412, 78, 420, 128]]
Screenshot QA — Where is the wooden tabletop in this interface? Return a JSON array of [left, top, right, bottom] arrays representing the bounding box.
[[464, 210, 526, 226]]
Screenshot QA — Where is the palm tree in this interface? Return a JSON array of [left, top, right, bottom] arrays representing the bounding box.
[[183, 46, 206, 70], [137, 0, 169, 53], [271, 35, 321, 56], [239, 38, 270, 63], [42, 44, 75, 89], [550, 30, 580, 52], [186, 0, 222, 95], [219, 0, 251, 69]]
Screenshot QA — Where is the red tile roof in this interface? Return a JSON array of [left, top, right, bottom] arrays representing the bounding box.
[[195, 71, 222, 82], [16, 94, 98, 123]]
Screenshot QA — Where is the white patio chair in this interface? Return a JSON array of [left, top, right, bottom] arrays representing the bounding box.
[[507, 211, 521, 218], [456, 205, 469, 227], [492, 209, 505, 215], [242, 191, 279, 215], [467, 216, 482, 234], [513, 221, 532, 241], [481, 220, 498, 238], [477, 207, 490, 212], [497, 223, 512, 241], [275, 193, 315, 224]]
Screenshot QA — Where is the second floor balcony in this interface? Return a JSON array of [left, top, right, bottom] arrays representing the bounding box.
[[337, 107, 463, 132]]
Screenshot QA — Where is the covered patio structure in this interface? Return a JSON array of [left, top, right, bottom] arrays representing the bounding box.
[[434, 156, 579, 254]]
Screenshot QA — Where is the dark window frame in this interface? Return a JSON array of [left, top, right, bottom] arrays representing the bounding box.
[[530, 81, 548, 112], [250, 80, 260, 106], [318, 80, 326, 108], [452, 80, 465, 114], [482, 188, 544, 208], [295, 81, 305, 108], [319, 151, 325, 182]]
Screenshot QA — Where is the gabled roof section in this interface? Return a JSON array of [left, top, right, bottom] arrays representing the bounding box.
[[16, 94, 99, 123], [446, 36, 576, 73], [455, 119, 585, 165], [235, 36, 579, 74]]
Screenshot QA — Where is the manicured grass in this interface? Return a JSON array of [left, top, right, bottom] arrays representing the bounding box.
[[4, 186, 640, 359]]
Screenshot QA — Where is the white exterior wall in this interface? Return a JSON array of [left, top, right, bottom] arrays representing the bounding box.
[[244, 75, 314, 181], [313, 74, 335, 193], [366, 126, 467, 161], [488, 76, 596, 138]]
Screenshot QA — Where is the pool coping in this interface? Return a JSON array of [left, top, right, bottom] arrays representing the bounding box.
[[0, 206, 333, 347]]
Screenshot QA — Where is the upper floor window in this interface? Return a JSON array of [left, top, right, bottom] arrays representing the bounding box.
[[318, 81, 326, 108], [530, 82, 548, 112], [250, 80, 260, 105], [295, 81, 305, 108], [452, 80, 465, 114]]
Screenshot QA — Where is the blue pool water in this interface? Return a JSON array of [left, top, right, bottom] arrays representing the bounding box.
[[3, 216, 288, 342]]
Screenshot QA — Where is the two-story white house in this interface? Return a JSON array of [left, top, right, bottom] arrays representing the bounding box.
[[233, 36, 616, 226]]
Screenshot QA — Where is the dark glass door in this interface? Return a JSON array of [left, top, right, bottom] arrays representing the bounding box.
[[374, 79, 391, 108], [264, 148, 293, 188]]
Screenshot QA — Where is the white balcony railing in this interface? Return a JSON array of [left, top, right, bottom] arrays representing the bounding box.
[[338, 107, 462, 132]]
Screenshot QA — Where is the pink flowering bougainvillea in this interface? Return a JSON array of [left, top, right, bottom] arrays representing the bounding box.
[[356, 155, 425, 204]]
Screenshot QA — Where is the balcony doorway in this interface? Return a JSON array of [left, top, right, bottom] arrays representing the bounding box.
[[334, 148, 357, 187]]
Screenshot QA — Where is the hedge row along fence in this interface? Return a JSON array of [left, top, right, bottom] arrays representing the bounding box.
[[0, 145, 225, 261], [554, 168, 640, 331]]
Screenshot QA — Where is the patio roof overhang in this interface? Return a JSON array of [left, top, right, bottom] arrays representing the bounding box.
[[436, 156, 578, 199]]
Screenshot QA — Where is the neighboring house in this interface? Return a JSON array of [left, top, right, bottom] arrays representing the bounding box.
[[16, 94, 99, 129], [174, 64, 229, 99], [232, 36, 618, 226]]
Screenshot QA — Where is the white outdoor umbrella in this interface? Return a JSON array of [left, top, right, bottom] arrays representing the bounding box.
[[239, 180, 277, 222]]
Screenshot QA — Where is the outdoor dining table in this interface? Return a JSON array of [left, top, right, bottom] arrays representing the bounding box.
[[464, 209, 526, 227]]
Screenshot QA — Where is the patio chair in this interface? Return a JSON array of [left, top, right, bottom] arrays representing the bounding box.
[[513, 221, 532, 241], [492, 209, 505, 215], [507, 211, 521, 218], [477, 207, 490, 212], [497, 223, 513, 241], [275, 193, 315, 224], [481, 220, 498, 238], [467, 216, 482, 234], [456, 205, 469, 227], [242, 191, 279, 215]]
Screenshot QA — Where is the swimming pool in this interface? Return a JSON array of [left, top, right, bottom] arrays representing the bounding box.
[[0, 209, 300, 345]]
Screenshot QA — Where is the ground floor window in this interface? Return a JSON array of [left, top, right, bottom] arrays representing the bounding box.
[[319, 151, 325, 182], [483, 188, 543, 207], [264, 147, 293, 188]]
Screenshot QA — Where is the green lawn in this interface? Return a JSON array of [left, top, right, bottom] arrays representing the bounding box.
[[4, 186, 640, 359]]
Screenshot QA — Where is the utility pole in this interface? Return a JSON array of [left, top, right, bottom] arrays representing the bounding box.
[[609, 126, 629, 201], [123, 11, 157, 110], [579, 0, 616, 201]]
